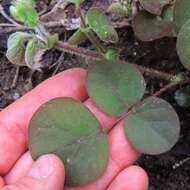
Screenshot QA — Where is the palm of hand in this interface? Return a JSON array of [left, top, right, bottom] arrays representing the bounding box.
[[0, 69, 148, 190]]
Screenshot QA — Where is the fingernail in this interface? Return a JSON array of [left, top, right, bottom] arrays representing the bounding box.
[[28, 155, 54, 179]]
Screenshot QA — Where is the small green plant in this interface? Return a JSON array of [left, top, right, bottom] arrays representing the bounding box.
[[6, 0, 59, 70], [4, 0, 190, 187]]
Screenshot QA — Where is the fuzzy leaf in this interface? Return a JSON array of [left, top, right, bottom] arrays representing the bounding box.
[[29, 98, 108, 187], [107, 2, 131, 17], [6, 32, 32, 66], [47, 34, 59, 48], [86, 7, 119, 43], [174, 0, 190, 33], [174, 86, 190, 107], [124, 96, 180, 155], [68, 28, 88, 45], [139, 0, 172, 15], [133, 11, 175, 41], [87, 60, 146, 116], [10, 0, 39, 27], [25, 38, 45, 70], [176, 19, 190, 70]]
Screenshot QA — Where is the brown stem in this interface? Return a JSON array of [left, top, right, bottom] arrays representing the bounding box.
[[152, 82, 177, 97], [135, 64, 175, 81], [55, 41, 102, 60]]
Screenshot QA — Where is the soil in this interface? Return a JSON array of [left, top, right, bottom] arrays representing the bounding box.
[[0, 1, 190, 189]]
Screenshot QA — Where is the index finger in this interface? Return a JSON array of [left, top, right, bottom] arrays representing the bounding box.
[[0, 68, 87, 175]]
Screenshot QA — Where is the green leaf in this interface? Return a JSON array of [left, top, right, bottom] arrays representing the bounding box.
[[25, 38, 45, 71], [87, 60, 146, 116], [124, 96, 180, 155], [161, 4, 174, 22], [174, 0, 190, 33], [47, 34, 59, 48], [174, 86, 190, 107], [139, 0, 172, 15], [133, 11, 175, 41], [107, 2, 131, 17], [104, 48, 120, 61], [86, 7, 119, 43], [6, 32, 32, 66], [68, 28, 88, 45], [29, 98, 108, 187], [10, 0, 39, 27], [176, 19, 190, 70]]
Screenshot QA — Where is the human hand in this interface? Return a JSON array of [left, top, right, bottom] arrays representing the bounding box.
[[0, 68, 148, 190]]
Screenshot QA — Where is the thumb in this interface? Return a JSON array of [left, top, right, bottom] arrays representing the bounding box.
[[1, 154, 65, 190]]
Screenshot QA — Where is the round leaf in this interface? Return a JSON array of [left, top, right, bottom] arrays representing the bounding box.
[[86, 7, 119, 43], [29, 98, 108, 187], [174, 86, 190, 107], [133, 11, 175, 41], [139, 0, 172, 15], [6, 32, 31, 66], [87, 60, 146, 116], [176, 19, 190, 70], [25, 38, 45, 71], [174, 0, 190, 33], [124, 96, 180, 155]]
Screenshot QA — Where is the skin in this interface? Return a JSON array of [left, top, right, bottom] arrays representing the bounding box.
[[0, 68, 149, 190]]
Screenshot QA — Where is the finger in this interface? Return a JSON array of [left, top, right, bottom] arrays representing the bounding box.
[[0, 177, 4, 188], [1, 155, 65, 190], [84, 99, 118, 131], [0, 68, 87, 175], [107, 166, 149, 190], [5, 122, 140, 190], [4, 152, 34, 184], [65, 122, 140, 190]]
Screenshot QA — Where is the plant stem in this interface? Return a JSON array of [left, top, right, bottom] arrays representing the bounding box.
[[55, 41, 103, 60], [135, 64, 175, 81], [77, 7, 106, 54], [152, 82, 178, 97]]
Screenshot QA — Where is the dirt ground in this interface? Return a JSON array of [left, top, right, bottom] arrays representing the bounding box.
[[0, 0, 190, 189]]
